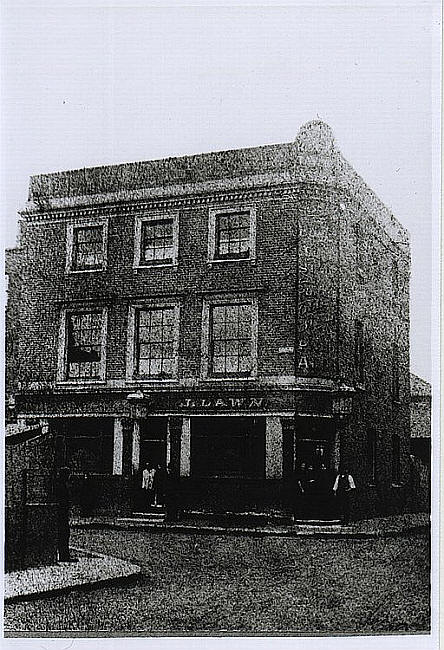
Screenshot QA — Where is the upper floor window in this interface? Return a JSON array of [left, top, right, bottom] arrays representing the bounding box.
[[201, 297, 258, 379], [66, 221, 108, 273], [208, 206, 256, 263], [58, 308, 107, 382], [141, 219, 173, 264], [354, 320, 364, 383], [126, 303, 180, 380], [136, 307, 175, 378], [134, 213, 179, 268]]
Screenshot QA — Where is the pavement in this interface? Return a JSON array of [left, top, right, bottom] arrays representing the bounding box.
[[5, 511, 429, 604], [71, 511, 430, 539], [4, 546, 141, 604]]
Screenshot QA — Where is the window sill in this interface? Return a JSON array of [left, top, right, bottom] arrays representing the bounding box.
[[65, 268, 106, 274], [133, 263, 177, 270], [199, 376, 256, 383], [55, 380, 107, 389], [207, 257, 256, 266], [126, 378, 179, 384]]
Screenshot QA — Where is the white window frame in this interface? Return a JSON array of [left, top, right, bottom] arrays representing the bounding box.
[[133, 211, 179, 269], [201, 294, 258, 381], [126, 301, 180, 382], [65, 217, 108, 274], [208, 205, 256, 264], [57, 306, 108, 384]]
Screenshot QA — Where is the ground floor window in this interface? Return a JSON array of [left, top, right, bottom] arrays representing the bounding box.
[[62, 418, 113, 473], [191, 417, 265, 479]]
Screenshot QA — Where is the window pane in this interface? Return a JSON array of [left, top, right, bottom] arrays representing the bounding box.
[[212, 357, 225, 374], [150, 359, 162, 376], [138, 343, 150, 359], [68, 362, 79, 378], [225, 357, 238, 373], [138, 359, 150, 375], [238, 340, 251, 357], [239, 356, 252, 373], [225, 340, 239, 357], [162, 359, 174, 375]]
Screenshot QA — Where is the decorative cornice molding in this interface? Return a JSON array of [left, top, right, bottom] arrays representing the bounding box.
[[20, 173, 409, 248]]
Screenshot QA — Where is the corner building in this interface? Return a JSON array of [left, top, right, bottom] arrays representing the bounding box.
[[10, 121, 411, 519]]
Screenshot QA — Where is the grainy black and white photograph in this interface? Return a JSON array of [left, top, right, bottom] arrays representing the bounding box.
[[1, 0, 439, 645]]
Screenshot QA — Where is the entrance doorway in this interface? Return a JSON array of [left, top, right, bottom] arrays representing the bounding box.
[[136, 417, 168, 512], [294, 418, 337, 521]]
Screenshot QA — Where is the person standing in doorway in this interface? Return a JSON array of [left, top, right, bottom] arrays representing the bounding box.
[[153, 463, 167, 507], [317, 463, 335, 520], [142, 462, 156, 510], [305, 464, 317, 518], [333, 467, 356, 525], [292, 462, 307, 522], [165, 463, 180, 522]]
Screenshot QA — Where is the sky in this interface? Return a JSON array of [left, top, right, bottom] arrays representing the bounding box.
[[1, 0, 438, 382]]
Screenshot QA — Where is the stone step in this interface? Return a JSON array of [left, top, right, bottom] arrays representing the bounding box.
[[294, 519, 341, 526], [116, 516, 166, 526], [132, 511, 166, 519]]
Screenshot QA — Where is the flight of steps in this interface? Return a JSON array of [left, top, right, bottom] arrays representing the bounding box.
[[294, 519, 341, 526], [116, 508, 166, 526]]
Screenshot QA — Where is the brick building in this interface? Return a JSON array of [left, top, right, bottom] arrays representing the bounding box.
[[410, 373, 431, 462], [409, 373, 431, 512], [7, 120, 411, 519]]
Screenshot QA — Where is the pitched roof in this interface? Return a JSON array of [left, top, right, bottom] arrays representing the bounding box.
[[28, 142, 295, 201]]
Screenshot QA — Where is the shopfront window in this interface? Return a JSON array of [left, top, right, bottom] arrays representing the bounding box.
[[191, 417, 265, 478], [63, 418, 113, 474]]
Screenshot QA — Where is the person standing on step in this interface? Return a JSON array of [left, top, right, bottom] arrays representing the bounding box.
[[305, 464, 317, 518], [333, 467, 356, 525], [165, 463, 180, 522], [317, 463, 335, 520], [292, 462, 307, 522], [142, 462, 156, 510], [153, 463, 167, 507]]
